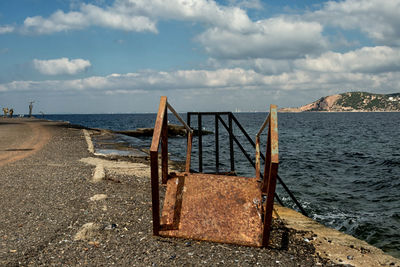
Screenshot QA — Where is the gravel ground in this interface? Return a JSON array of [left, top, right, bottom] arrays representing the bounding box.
[[0, 120, 339, 266]]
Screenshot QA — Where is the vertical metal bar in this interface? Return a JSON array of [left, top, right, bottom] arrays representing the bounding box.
[[255, 136, 261, 180], [228, 113, 234, 172], [187, 113, 191, 128], [150, 151, 160, 235], [185, 132, 193, 172], [261, 116, 272, 193], [198, 114, 203, 173], [161, 105, 168, 184], [215, 114, 219, 173], [262, 162, 278, 247]]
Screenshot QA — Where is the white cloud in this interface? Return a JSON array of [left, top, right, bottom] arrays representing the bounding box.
[[21, 1, 324, 61], [198, 17, 327, 60], [0, 25, 14, 34], [21, 0, 253, 34], [307, 0, 400, 45], [2, 66, 399, 95], [296, 46, 400, 74], [227, 0, 263, 10], [23, 3, 157, 34], [33, 58, 91, 75]]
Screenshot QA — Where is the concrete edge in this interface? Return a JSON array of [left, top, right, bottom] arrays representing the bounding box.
[[275, 205, 400, 267]]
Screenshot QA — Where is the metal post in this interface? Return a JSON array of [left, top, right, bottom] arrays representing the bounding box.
[[228, 113, 234, 172], [161, 108, 168, 184], [198, 114, 203, 173], [187, 113, 191, 128], [150, 151, 160, 235], [185, 132, 193, 172], [215, 114, 219, 173]]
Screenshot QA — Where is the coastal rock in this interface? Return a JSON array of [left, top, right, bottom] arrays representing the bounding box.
[[280, 92, 400, 112], [116, 124, 213, 137]]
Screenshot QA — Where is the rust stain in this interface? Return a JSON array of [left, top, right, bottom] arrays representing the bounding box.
[[160, 173, 264, 247]]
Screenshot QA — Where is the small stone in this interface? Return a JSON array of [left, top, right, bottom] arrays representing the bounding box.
[[89, 194, 107, 201], [185, 241, 192, 247], [304, 238, 310, 243], [74, 222, 100, 241], [88, 241, 100, 247], [347, 255, 354, 260], [9, 250, 17, 253], [104, 223, 117, 230]]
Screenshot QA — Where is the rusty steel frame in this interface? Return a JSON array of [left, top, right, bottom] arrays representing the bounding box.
[[255, 105, 279, 246], [150, 98, 279, 247], [187, 110, 307, 216], [150, 96, 193, 235]]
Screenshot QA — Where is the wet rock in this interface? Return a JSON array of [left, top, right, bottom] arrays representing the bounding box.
[[116, 124, 213, 137]]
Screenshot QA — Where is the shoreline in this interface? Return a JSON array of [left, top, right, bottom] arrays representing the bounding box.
[[82, 124, 400, 265], [1, 117, 399, 266]]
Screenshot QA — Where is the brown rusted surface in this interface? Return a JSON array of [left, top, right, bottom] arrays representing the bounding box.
[[150, 96, 167, 153], [150, 99, 279, 247], [185, 132, 193, 172], [150, 96, 167, 235], [150, 96, 195, 235], [160, 173, 264, 247], [255, 136, 261, 180], [161, 109, 168, 184], [260, 105, 279, 246], [269, 105, 279, 164], [262, 162, 278, 246], [150, 150, 160, 235]]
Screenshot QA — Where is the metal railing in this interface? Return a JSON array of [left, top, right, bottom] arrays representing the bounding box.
[[149, 96, 193, 235], [187, 110, 308, 217]]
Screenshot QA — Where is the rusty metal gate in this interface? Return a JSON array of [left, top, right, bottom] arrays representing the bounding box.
[[150, 96, 291, 247]]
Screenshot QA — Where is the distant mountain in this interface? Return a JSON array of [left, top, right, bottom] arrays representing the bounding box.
[[280, 92, 400, 112]]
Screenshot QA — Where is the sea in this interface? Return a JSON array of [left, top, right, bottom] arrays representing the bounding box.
[[42, 112, 400, 258]]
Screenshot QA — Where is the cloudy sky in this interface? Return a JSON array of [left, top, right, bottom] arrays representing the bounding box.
[[1, 0, 400, 114]]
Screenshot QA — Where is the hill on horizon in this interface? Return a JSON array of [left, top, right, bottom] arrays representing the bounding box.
[[280, 92, 400, 112]]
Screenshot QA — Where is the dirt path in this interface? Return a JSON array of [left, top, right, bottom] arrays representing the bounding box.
[[0, 118, 51, 167]]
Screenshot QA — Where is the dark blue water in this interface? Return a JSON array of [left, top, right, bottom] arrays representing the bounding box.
[[43, 112, 400, 258]]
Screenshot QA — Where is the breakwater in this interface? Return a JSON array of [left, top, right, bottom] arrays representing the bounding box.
[[42, 112, 400, 258]]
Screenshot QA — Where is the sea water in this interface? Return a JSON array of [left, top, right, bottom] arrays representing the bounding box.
[[43, 112, 400, 258]]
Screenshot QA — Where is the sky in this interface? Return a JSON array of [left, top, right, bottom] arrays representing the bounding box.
[[1, 0, 400, 114]]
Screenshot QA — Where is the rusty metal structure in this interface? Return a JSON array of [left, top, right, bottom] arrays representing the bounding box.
[[150, 96, 284, 247]]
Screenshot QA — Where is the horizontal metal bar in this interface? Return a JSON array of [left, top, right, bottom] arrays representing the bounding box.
[[167, 102, 193, 134], [187, 112, 231, 116]]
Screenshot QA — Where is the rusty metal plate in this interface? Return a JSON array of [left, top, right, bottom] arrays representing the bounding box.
[[160, 173, 264, 247]]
